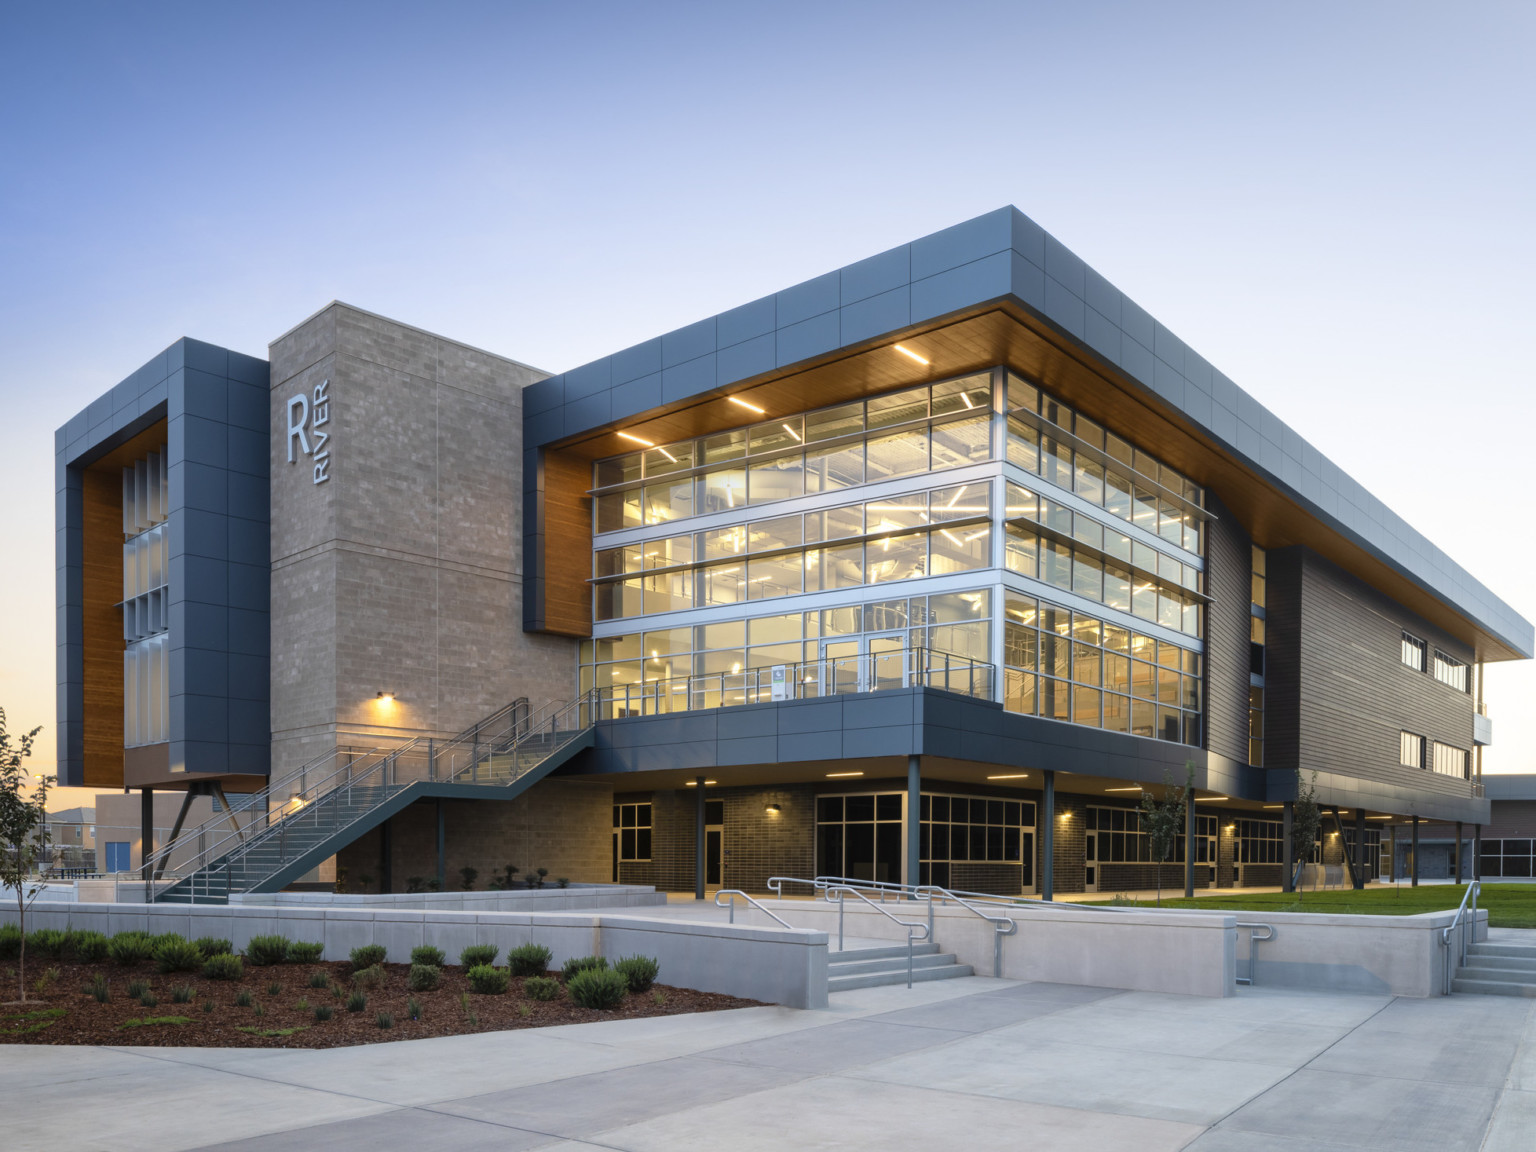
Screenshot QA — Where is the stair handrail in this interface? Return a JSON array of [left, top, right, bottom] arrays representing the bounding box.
[[714, 889, 795, 930], [766, 875, 932, 987], [1442, 880, 1481, 995], [441, 690, 599, 786], [140, 742, 393, 880]]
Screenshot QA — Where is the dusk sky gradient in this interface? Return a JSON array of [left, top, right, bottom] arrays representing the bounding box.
[[3, 1, 1532, 805]]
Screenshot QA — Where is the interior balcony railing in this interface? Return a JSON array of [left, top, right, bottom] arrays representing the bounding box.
[[590, 646, 993, 720]]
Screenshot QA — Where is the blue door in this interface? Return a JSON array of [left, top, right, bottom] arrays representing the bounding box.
[[105, 842, 130, 873]]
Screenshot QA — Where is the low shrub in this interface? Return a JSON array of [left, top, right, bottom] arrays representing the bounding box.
[[27, 928, 69, 959], [566, 967, 629, 1010], [234, 989, 254, 1008], [245, 935, 292, 966], [108, 932, 155, 966], [351, 964, 384, 990], [170, 984, 195, 1004], [286, 941, 324, 964], [346, 991, 366, 1013], [459, 943, 497, 968], [0, 923, 21, 962], [614, 955, 659, 993], [466, 964, 509, 995], [556, 877, 570, 889], [86, 973, 110, 1003], [349, 944, 387, 970], [376, 1011, 394, 1029], [308, 969, 331, 989], [523, 975, 559, 1002], [193, 936, 232, 959], [561, 954, 607, 981], [74, 931, 110, 963], [154, 936, 205, 974], [202, 953, 244, 981], [202, 1000, 214, 1013], [266, 980, 283, 997], [406, 996, 422, 1021], [125, 978, 149, 998], [138, 990, 158, 1008], [407, 963, 440, 992], [314, 1004, 333, 1022], [507, 943, 551, 977], [410, 945, 445, 968]]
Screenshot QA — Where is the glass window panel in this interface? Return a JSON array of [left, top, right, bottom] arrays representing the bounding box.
[[821, 606, 862, 635], [866, 492, 929, 531], [695, 648, 745, 675], [1158, 706, 1181, 742], [1104, 652, 1131, 693], [1104, 470, 1133, 520], [1072, 615, 1101, 645], [1042, 606, 1072, 636], [1005, 525, 1039, 577], [644, 443, 693, 476], [1105, 432, 1133, 467], [698, 563, 746, 606], [805, 503, 863, 542], [932, 481, 990, 521], [1004, 669, 1036, 714], [806, 401, 863, 442], [1073, 516, 1103, 550], [643, 536, 692, 570], [1041, 633, 1072, 679], [1041, 436, 1073, 489], [865, 598, 908, 629], [750, 418, 803, 454], [1159, 501, 1184, 546], [1131, 540, 1157, 574], [1157, 552, 1181, 583], [747, 455, 803, 505], [748, 515, 802, 552], [1158, 666, 1180, 705], [1075, 457, 1105, 505], [928, 619, 990, 661], [931, 524, 989, 574], [932, 373, 991, 416], [1042, 540, 1073, 589], [698, 524, 748, 560], [1131, 659, 1157, 700], [644, 627, 692, 656], [1132, 577, 1158, 620], [1040, 676, 1070, 721], [1131, 698, 1156, 738], [806, 543, 864, 590], [1006, 373, 1039, 412], [1040, 398, 1069, 429], [1074, 414, 1104, 449], [865, 531, 927, 583], [747, 552, 802, 599], [929, 589, 988, 624], [1133, 486, 1159, 532], [643, 568, 693, 613], [867, 387, 929, 428], [594, 635, 643, 661], [866, 427, 930, 481], [702, 429, 746, 463], [1103, 565, 1132, 612], [1073, 685, 1102, 727], [1133, 449, 1159, 483], [597, 660, 643, 689], [596, 453, 643, 487], [1157, 591, 1182, 630], [594, 546, 640, 579], [748, 614, 802, 644], [1183, 518, 1202, 555], [846, 795, 875, 821], [1042, 498, 1072, 536], [1103, 692, 1130, 733], [643, 479, 692, 525], [1072, 553, 1104, 600], [1005, 623, 1038, 670], [930, 414, 992, 469], [805, 442, 864, 492], [1103, 624, 1130, 652], [1073, 643, 1101, 687], [1005, 482, 1038, 521], [697, 468, 746, 514], [1007, 415, 1040, 472], [747, 641, 801, 668]]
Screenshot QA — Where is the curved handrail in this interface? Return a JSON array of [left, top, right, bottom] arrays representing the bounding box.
[[714, 889, 795, 931], [1441, 881, 1481, 995], [822, 884, 931, 988], [1234, 922, 1275, 986]]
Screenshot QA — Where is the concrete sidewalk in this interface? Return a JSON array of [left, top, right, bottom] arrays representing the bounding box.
[[4, 977, 1532, 1151]]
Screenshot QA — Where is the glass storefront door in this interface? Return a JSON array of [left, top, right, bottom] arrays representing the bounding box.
[[818, 633, 908, 696]]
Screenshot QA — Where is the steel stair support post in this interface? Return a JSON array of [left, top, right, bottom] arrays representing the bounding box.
[[1412, 816, 1420, 887], [140, 788, 154, 889], [1184, 789, 1195, 898], [1040, 770, 1055, 902], [436, 799, 446, 892], [1354, 807, 1366, 889], [695, 775, 706, 900], [1282, 801, 1294, 893], [906, 754, 920, 895], [1455, 821, 1463, 885]]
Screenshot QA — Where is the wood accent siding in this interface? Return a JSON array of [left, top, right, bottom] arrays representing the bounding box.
[[1267, 545, 1476, 800], [81, 467, 124, 788], [537, 449, 594, 636], [1203, 493, 1251, 767]]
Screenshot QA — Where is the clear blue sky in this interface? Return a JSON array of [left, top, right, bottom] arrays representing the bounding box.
[[3, 1, 1532, 799]]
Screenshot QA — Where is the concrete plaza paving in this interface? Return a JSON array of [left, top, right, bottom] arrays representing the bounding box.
[[4, 976, 1533, 1151]]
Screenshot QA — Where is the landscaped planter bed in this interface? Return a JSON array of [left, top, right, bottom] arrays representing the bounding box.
[[0, 958, 760, 1048]]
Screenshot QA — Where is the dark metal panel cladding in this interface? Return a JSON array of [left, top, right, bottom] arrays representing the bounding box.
[[1202, 493, 1251, 767]]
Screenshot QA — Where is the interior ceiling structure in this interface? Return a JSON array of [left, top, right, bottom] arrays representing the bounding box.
[[547, 301, 1518, 664]]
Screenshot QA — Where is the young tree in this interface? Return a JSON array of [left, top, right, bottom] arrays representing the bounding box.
[[1290, 770, 1323, 901], [1139, 765, 1193, 906], [0, 707, 47, 1004]]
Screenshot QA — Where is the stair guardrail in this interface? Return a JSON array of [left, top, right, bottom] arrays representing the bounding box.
[[714, 889, 795, 931], [1235, 922, 1275, 986], [1442, 880, 1481, 995]]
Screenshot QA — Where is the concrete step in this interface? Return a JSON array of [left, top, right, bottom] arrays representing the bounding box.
[[1470, 942, 1536, 962], [1453, 976, 1536, 997], [1463, 951, 1536, 972], [829, 952, 964, 978], [829, 961, 975, 992], [1457, 964, 1536, 984], [830, 942, 941, 964]]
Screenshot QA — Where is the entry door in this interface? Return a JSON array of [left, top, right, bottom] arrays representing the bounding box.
[[820, 639, 861, 695], [1084, 830, 1099, 892], [706, 824, 723, 886]]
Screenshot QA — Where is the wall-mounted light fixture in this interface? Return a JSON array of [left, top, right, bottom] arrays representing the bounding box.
[[765, 804, 782, 815], [376, 692, 395, 703], [684, 779, 717, 786]]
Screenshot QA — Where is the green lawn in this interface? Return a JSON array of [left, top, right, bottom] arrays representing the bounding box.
[[1085, 884, 1536, 928]]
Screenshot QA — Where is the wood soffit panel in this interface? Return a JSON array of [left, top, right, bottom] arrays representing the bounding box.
[[85, 420, 169, 476], [541, 306, 1514, 664]]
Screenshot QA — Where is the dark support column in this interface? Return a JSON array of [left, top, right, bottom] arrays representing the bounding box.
[[1330, 807, 1359, 889], [1282, 801, 1294, 893], [1474, 824, 1483, 882], [1455, 822, 1464, 886], [1184, 791, 1195, 899], [436, 800, 446, 892], [1390, 824, 1398, 882], [140, 788, 155, 883], [380, 818, 392, 894], [1354, 808, 1366, 889], [906, 754, 921, 893], [1041, 770, 1055, 902], [1411, 816, 1420, 887], [695, 776, 706, 900]]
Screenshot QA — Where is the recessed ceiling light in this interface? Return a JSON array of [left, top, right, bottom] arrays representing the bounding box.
[[988, 773, 1028, 780], [684, 780, 718, 786], [893, 344, 930, 365], [1105, 786, 1142, 792], [617, 431, 653, 446], [728, 396, 765, 414], [826, 771, 864, 778]]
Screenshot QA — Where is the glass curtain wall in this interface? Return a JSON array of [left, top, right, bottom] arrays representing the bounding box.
[[122, 450, 169, 747]]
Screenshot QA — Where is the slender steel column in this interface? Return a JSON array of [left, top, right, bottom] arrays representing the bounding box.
[[1474, 824, 1483, 882], [1184, 790, 1195, 898], [1354, 808, 1366, 889], [906, 754, 921, 893], [380, 817, 393, 894], [1411, 816, 1420, 887], [695, 776, 706, 900], [1282, 801, 1294, 893], [1455, 821, 1464, 885], [1390, 824, 1398, 882], [1040, 770, 1055, 901], [140, 788, 154, 883], [436, 799, 446, 892]]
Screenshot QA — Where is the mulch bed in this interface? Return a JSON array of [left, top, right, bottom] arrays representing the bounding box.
[[0, 960, 760, 1048]]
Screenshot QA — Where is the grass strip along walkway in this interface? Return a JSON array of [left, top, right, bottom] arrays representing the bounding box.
[[1086, 883, 1536, 928]]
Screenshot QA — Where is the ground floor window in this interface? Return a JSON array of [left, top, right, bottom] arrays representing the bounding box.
[[613, 803, 652, 862], [1087, 805, 1189, 863], [1237, 818, 1283, 863], [1481, 839, 1533, 878], [816, 793, 903, 884], [105, 842, 130, 873], [920, 793, 1035, 889]]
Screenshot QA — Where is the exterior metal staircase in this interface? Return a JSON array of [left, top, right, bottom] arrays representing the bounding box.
[[143, 693, 597, 903]]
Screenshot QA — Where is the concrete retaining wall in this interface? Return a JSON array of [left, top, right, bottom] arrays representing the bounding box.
[[4, 900, 828, 1010], [228, 886, 667, 912]]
